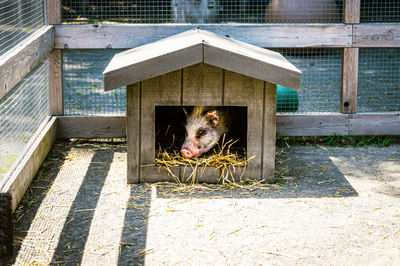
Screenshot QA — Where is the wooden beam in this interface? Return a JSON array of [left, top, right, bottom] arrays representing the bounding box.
[[263, 82, 277, 183], [0, 26, 54, 101], [341, 48, 359, 114], [344, 0, 360, 24], [0, 117, 57, 212], [50, 49, 63, 115], [47, 0, 62, 25], [342, 0, 360, 114], [276, 113, 349, 136], [55, 113, 400, 138], [126, 84, 140, 184], [57, 116, 126, 139], [349, 113, 400, 135], [55, 24, 352, 49], [353, 25, 400, 47]]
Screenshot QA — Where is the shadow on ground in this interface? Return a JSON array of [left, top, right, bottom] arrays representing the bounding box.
[[8, 142, 361, 265], [9, 142, 152, 265], [156, 146, 358, 199]]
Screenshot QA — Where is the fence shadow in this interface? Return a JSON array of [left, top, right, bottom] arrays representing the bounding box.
[[8, 141, 152, 265], [50, 145, 115, 264], [7, 142, 71, 264], [117, 184, 152, 265]]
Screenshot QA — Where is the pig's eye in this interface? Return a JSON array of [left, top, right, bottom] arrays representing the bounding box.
[[195, 129, 206, 139]]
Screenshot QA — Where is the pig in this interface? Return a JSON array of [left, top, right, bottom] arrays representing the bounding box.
[[180, 106, 229, 158]]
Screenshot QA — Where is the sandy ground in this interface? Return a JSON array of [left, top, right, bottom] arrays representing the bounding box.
[[4, 141, 400, 265]]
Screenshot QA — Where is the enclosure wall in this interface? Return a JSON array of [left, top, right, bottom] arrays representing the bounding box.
[[56, 0, 399, 136], [0, 0, 52, 198]]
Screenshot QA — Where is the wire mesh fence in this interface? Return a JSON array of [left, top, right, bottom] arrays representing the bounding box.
[[0, 59, 49, 180], [63, 48, 343, 115], [275, 48, 343, 113], [62, 0, 344, 24], [358, 48, 400, 113], [0, 0, 46, 57], [63, 49, 126, 116], [360, 0, 400, 23]]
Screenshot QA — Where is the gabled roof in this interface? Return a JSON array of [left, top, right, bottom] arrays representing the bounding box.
[[103, 28, 302, 91]]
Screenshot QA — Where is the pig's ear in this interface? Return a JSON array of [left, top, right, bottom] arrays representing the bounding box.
[[206, 110, 219, 127]]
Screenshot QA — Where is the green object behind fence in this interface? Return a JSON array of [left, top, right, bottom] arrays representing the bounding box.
[[277, 85, 299, 112]]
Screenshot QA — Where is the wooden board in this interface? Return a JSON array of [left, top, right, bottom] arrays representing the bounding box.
[[353, 25, 400, 47], [349, 113, 400, 135], [57, 116, 126, 138], [1, 117, 57, 212], [263, 82, 277, 183], [182, 63, 223, 105], [47, 0, 62, 25], [140, 70, 182, 183], [341, 48, 359, 114], [55, 24, 352, 49], [224, 70, 264, 180], [50, 49, 63, 115], [126, 84, 140, 183], [276, 113, 349, 136], [344, 0, 360, 24], [55, 113, 400, 138], [0, 26, 54, 101]]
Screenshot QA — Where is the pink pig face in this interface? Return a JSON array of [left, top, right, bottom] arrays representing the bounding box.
[[180, 107, 228, 158]]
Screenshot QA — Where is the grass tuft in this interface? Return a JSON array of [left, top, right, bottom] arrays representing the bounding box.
[[277, 135, 398, 148]]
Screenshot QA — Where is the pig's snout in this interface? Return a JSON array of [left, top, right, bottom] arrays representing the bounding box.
[[180, 143, 200, 158], [180, 148, 195, 158]]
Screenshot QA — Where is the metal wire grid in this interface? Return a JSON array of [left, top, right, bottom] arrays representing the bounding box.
[[63, 48, 342, 115], [63, 49, 126, 116], [0, 0, 46, 57], [274, 48, 343, 113], [360, 0, 400, 23], [61, 0, 344, 24], [358, 48, 400, 112], [0, 59, 49, 179]]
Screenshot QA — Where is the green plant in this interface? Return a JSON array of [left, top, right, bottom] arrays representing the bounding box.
[[276, 135, 397, 148]]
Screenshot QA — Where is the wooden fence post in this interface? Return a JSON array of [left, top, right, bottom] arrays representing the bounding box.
[[341, 0, 360, 114], [47, 0, 62, 25], [49, 49, 63, 115], [47, 1, 63, 115]]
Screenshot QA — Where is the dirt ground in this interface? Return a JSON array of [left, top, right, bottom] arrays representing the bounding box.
[[4, 141, 400, 265]]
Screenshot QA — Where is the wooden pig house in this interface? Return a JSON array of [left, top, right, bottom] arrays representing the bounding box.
[[103, 28, 301, 184]]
